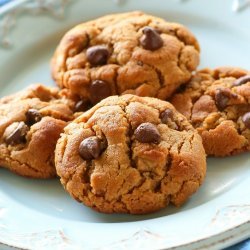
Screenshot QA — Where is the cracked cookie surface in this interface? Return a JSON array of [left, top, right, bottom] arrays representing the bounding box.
[[0, 84, 77, 178], [51, 11, 200, 103], [55, 94, 206, 214], [170, 67, 250, 156]]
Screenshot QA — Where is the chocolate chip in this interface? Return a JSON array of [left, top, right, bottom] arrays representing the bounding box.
[[134, 122, 161, 144], [79, 136, 107, 160], [242, 112, 250, 129], [25, 109, 42, 126], [86, 45, 109, 66], [233, 75, 250, 86], [89, 80, 112, 104], [160, 109, 174, 123], [140, 27, 163, 51], [215, 90, 230, 111], [5, 122, 29, 145], [74, 100, 91, 112]]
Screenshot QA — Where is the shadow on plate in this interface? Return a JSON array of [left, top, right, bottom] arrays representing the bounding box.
[[0, 153, 249, 223]]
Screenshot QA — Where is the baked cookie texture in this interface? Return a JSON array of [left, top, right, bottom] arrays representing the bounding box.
[[0, 84, 78, 178], [170, 67, 250, 156], [51, 11, 200, 104], [55, 95, 206, 214]]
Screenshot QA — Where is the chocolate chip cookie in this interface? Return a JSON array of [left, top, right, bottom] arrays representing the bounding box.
[[0, 84, 78, 178], [51, 11, 200, 104], [55, 95, 206, 214], [170, 67, 250, 156]]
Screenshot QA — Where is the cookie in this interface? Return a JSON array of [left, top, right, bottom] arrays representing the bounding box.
[[55, 94, 206, 214], [170, 67, 250, 156], [51, 11, 200, 104], [0, 84, 80, 178]]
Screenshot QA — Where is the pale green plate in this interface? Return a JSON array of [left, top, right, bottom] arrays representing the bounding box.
[[0, 0, 250, 249]]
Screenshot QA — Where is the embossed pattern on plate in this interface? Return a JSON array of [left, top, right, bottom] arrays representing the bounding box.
[[0, 0, 250, 249]]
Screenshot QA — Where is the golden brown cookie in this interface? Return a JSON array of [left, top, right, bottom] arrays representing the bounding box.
[[51, 11, 200, 104], [170, 67, 250, 156], [0, 84, 81, 178], [55, 95, 206, 214]]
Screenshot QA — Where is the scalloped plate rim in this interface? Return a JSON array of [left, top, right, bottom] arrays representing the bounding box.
[[0, 0, 250, 249]]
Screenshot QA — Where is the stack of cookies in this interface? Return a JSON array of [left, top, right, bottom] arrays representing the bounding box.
[[1, 11, 249, 215]]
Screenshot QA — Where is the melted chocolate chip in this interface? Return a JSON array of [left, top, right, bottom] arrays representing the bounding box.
[[79, 136, 107, 160], [242, 112, 250, 129], [160, 109, 174, 123], [26, 109, 42, 126], [5, 122, 29, 145], [89, 80, 112, 104], [233, 75, 250, 86], [86, 45, 109, 66], [134, 122, 161, 144], [74, 100, 91, 112], [140, 26, 163, 51], [215, 89, 230, 111]]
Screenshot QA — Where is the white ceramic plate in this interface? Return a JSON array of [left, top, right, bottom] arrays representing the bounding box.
[[0, 0, 250, 249]]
